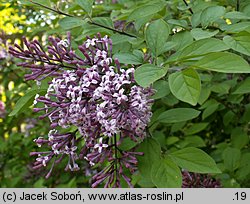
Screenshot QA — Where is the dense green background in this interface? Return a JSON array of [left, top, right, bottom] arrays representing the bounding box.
[[0, 0, 250, 187]]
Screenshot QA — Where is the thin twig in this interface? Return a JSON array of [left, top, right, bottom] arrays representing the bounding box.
[[29, 0, 137, 38], [182, 0, 194, 14], [90, 21, 136, 38], [114, 134, 118, 183], [236, 0, 240, 11]]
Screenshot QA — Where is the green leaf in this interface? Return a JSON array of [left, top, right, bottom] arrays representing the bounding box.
[[211, 82, 231, 94], [180, 136, 206, 148], [243, 4, 250, 15], [159, 41, 177, 54], [9, 88, 47, 117], [191, 28, 219, 40], [161, 94, 179, 106], [233, 77, 250, 94], [151, 157, 182, 188], [145, 19, 170, 57], [223, 147, 241, 171], [224, 11, 250, 20], [223, 32, 250, 56], [81, 17, 114, 36], [202, 102, 219, 120], [57, 178, 77, 188], [201, 6, 226, 27], [167, 19, 188, 28], [157, 108, 200, 123], [137, 138, 161, 179], [92, 17, 114, 28], [76, 0, 94, 14], [110, 34, 135, 45], [153, 131, 166, 147], [198, 86, 211, 105], [191, 11, 202, 28], [135, 173, 155, 188], [231, 128, 249, 150], [171, 122, 186, 133], [59, 17, 84, 30], [119, 138, 138, 151], [152, 80, 170, 99], [166, 136, 179, 146], [169, 147, 221, 173], [172, 31, 193, 51], [128, 2, 166, 21], [134, 14, 154, 31], [136, 175, 155, 187], [223, 110, 235, 126], [235, 153, 250, 181], [33, 178, 45, 188], [168, 38, 229, 63], [169, 68, 201, 106], [220, 22, 250, 33], [184, 123, 209, 135], [193, 52, 250, 73], [134, 64, 168, 87], [113, 52, 143, 65]]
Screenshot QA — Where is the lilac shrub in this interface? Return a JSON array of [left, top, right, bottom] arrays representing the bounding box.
[[9, 33, 153, 187]]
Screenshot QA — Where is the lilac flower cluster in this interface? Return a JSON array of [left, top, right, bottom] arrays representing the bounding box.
[[182, 171, 221, 188], [9, 33, 153, 187]]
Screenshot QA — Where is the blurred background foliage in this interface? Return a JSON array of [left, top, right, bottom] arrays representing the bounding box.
[[0, 0, 250, 187]]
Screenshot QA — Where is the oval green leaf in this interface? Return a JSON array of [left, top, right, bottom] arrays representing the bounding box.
[[169, 68, 201, 106], [223, 147, 241, 171], [169, 147, 221, 173], [128, 2, 165, 21], [113, 53, 143, 65], [152, 80, 170, 99], [59, 17, 84, 30], [193, 52, 250, 73], [134, 64, 168, 87], [157, 108, 200, 123], [233, 77, 250, 94], [201, 6, 225, 28], [151, 157, 182, 188], [191, 28, 219, 40], [146, 19, 170, 57], [223, 32, 250, 56], [137, 138, 161, 179], [168, 38, 229, 63], [224, 11, 250, 20], [76, 0, 94, 14]]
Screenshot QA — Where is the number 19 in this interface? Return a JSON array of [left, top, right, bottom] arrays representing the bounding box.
[[235, 192, 246, 200]]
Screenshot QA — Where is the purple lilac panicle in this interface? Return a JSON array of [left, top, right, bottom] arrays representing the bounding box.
[[182, 171, 221, 188], [10, 33, 153, 187]]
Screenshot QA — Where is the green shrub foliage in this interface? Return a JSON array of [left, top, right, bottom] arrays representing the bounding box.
[[1, 0, 250, 187]]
